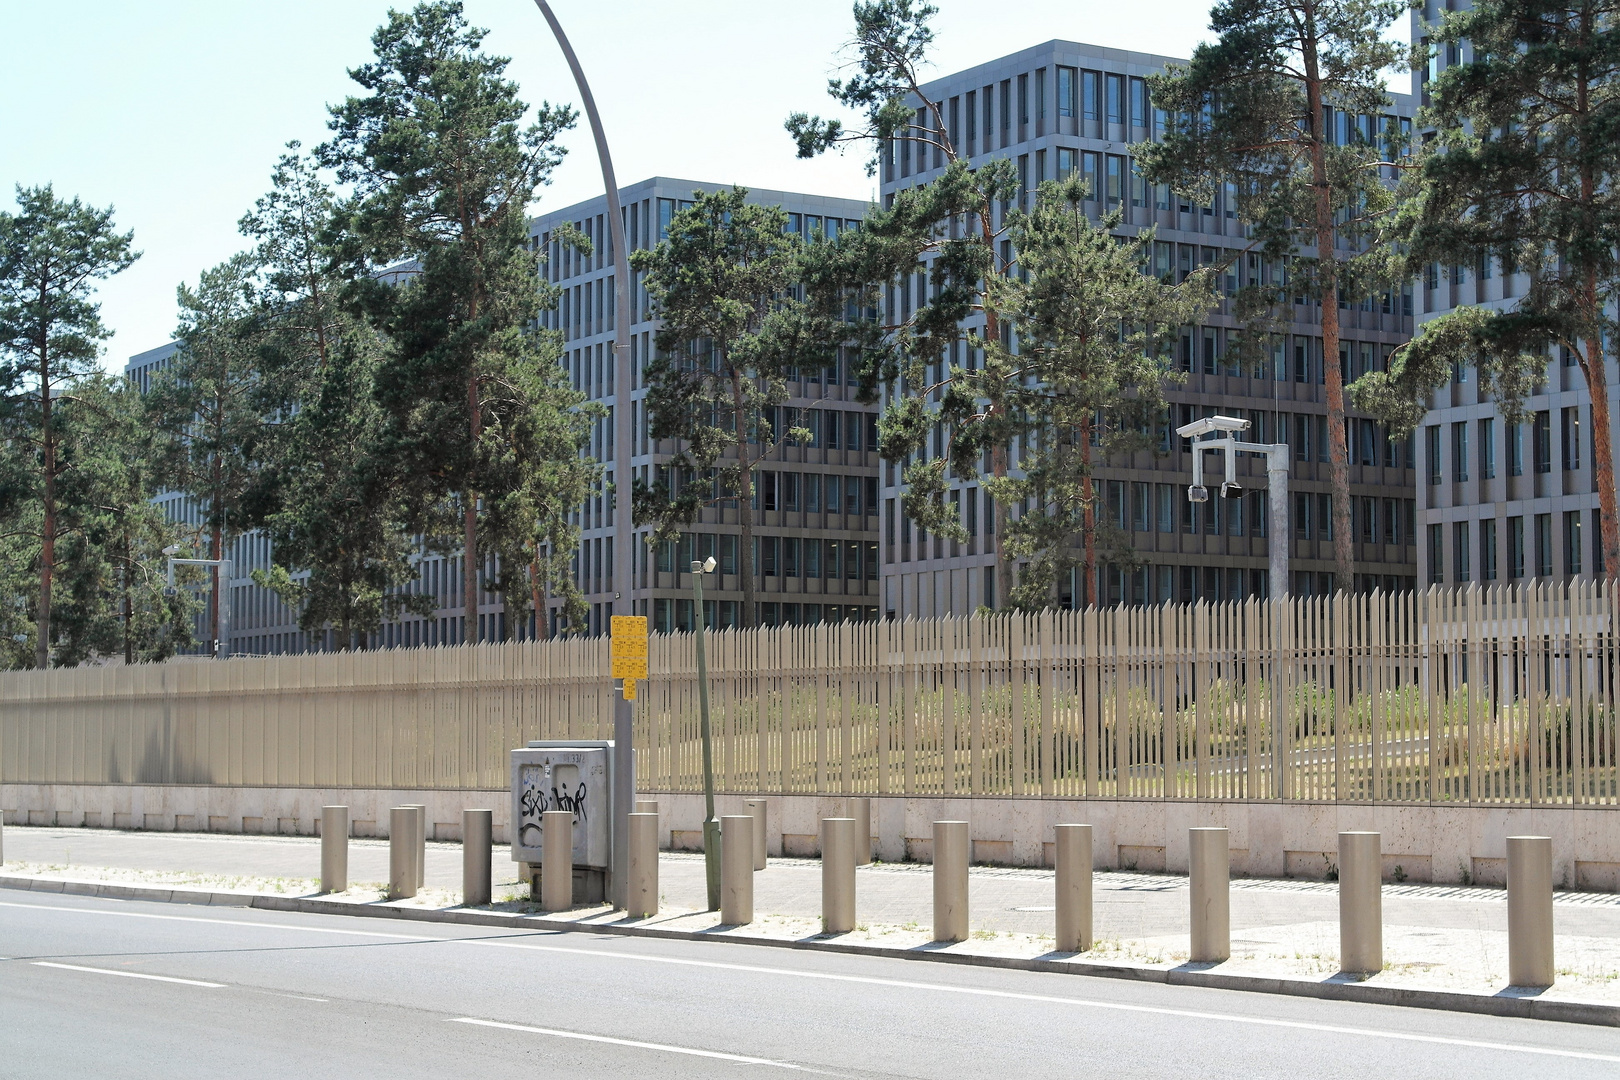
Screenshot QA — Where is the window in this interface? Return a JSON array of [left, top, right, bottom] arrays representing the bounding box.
[[1451, 422, 1468, 481], [1562, 407, 1582, 471], [1056, 148, 1076, 180], [721, 533, 738, 575], [1425, 425, 1442, 485], [1453, 521, 1470, 582], [1057, 67, 1076, 118], [1129, 77, 1148, 127], [1105, 155, 1124, 207], [1427, 523, 1443, 584], [784, 537, 800, 577], [1082, 152, 1100, 198], [1480, 417, 1495, 479], [1508, 516, 1525, 579], [806, 474, 821, 514], [1132, 482, 1151, 532], [1158, 484, 1175, 532], [1533, 411, 1551, 473], [1105, 73, 1124, 123], [1507, 422, 1523, 476], [1565, 510, 1583, 575], [1018, 73, 1028, 125], [783, 472, 800, 512], [1481, 518, 1498, 581], [1082, 70, 1100, 121], [1535, 513, 1553, 576]]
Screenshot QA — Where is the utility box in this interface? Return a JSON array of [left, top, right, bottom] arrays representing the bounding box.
[[510, 740, 618, 904]]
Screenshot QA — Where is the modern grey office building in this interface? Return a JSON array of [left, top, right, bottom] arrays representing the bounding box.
[[1408, 2, 1605, 587], [877, 40, 1421, 618]]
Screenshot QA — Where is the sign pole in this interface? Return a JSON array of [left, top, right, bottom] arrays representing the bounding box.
[[692, 558, 721, 910]]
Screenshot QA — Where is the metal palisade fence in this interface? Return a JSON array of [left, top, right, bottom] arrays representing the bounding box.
[[3, 583, 1618, 806]]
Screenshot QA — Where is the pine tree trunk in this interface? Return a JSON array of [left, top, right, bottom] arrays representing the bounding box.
[[210, 520, 222, 655], [530, 550, 544, 640], [36, 344, 53, 669], [1081, 424, 1096, 609], [733, 371, 756, 628], [1584, 327, 1619, 579], [464, 367, 481, 643], [122, 529, 134, 665]]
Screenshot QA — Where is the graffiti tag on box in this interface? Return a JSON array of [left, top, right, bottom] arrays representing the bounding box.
[[517, 757, 588, 848]]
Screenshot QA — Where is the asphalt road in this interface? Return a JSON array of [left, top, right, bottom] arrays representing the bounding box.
[[4, 892, 1619, 1079]]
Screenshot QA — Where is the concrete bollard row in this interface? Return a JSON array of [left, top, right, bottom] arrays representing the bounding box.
[[1054, 824, 1092, 952], [628, 811, 659, 918], [821, 817, 857, 934], [388, 806, 418, 899], [1508, 835, 1554, 987], [1339, 831, 1382, 974], [540, 810, 573, 912], [462, 808, 492, 907], [1188, 827, 1230, 963], [721, 814, 754, 925], [932, 820, 969, 942], [320, 805, 348, 894]]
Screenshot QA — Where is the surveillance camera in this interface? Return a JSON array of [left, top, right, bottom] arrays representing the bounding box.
[[1187, 484, 1209, 503], [1221, 481, 1244, 499], [703, 556, 717, 573], [1175, 414, 1252, 440]]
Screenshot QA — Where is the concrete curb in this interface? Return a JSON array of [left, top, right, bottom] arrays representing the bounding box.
[[3, 873, 1615, 1028]]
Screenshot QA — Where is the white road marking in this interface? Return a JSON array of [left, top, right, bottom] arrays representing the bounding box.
[[449, 1017, 801, 1068], [9, 898, 1620, 1064], [32, 961, 224, 988]]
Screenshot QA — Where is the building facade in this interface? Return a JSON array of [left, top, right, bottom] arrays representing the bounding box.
[[1409, 2, 1607, 588], [877, 40, 1421, 619]]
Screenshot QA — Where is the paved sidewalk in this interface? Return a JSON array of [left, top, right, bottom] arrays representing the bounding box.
[[6, 824, 1620, 1004]]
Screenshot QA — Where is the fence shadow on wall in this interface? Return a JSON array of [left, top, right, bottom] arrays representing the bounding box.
[[4, 583, 1617, 807]]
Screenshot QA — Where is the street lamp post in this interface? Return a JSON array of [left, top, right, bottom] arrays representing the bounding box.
[[691, 556, 721, 910], [531, 0, 636, 910]]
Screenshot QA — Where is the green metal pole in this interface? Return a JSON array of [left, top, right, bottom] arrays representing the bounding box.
[[693, 561, 721, 910]]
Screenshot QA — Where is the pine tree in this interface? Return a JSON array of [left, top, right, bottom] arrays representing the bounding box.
[[988, 178, 1215, 609], [1352, 0, 1620, 576], [322, 0, 591, 644], [788, 0, 1025, 608], [0, 185, 138, 666], [629, 188, 821, 627], [1134, 0, 1408, 593]]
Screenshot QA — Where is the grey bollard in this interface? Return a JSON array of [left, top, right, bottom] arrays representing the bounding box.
[[852, 797, 872, 865], [746, 799, 768, 869], [1188, 827, 1230, 963], [635, 799, 660, 815], [320, 806, 349, 894], [933, 820, 969, 942], [540, 810, 573, 912], [388, 807, 418, 899], [821, 817, 857, 934], [628, 812, 659, 918], [1054, 824, 1093, 952], [463, 809, 493, 907], [406, 804, 426, 888], [1507, 835, 1555, 987], [1338, 831, 1382, 973], [721, 815, 755, 924]]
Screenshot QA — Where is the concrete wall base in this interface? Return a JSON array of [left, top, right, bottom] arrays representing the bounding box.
[[5, 784, 1619, 890]]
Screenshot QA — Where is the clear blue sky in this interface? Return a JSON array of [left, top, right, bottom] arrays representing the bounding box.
[[0, 0, 1333, 367]]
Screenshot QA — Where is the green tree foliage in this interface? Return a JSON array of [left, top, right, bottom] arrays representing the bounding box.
[[789, 0, 1026, 607], [1352, 0, 1620, 576], [990, 178, 1216, 609], [1135, 0, 1407, 593], [322, 0, 592, 642], [630, 188, 824, 627], [145, 254, 266, 654], [0, 184, 139, 666]]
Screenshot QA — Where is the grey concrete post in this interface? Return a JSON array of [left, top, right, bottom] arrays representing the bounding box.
[[463, 809, 493, 907], [1507, 835, 1555, 987], [1054, 824, 1093, 953], [635, 799, 660, 815], [1338, 831, 1382, 973], [628, 811, 659, 918], [407, 804, 426, 888], [320, 805, 348, 894], [1188, 827, 1230, 963], [746, 799, 768, 869], [821, 817, 857, 934], [933, 820, 969, 943], [721, 814, 754, 925], [388, 807, 417, 899], [541, 810, 574, 912], [852, 797, 872, 865]]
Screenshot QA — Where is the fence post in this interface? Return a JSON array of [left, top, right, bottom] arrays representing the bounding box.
[[462, 809, 493, 907], [851, 797, 872, 865], [388, 807, 417, 899], [933, 820, 969, 943], [1188, 827, 1229, 963], [746, 798, 768, 869], [1338, 831, 1381, 973], [1507, 835, 1554, 987], [1054, 824, 1093, 952], [628, 811, 659, 918], [721, 814, 754, 925], [821, 817, 857, 933], [541, 810, 573, 912], [320, 805, 348, 894]]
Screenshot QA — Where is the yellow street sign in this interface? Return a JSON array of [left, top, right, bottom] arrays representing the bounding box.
[[611, 656, 648, 680], [611, 615, 648, 639], [622, 679, 637, 701], [610, 636, 647, 658]]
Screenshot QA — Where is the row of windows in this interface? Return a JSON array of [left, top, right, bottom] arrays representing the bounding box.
[[1430, 511, 1598, 584], [651, 599, 879, 634], [650, 532, 879, 583], [1425, 409, 1582, 484]]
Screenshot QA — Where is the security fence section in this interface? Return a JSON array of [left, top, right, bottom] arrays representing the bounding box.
[[4, 584, 1619, 808]]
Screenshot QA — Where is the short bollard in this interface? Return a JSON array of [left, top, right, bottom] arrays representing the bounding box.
[[320, 805, 349, 894], [411, 805, 428, 888], [746, 799, 768, 870], [852, 798, 872, 865], [462, 809, 493, 907], [540, 810, 574, 912], [721, 814, 755, 925], [933, 820, 969, 943], [1507, 835, 1554, 987], [1188, 827, 1230, 963], [388, 807, 417, 899], [1338, 831, 1382, 974], [635, 799, 660, 815], [821, 817, 857, 934], [628, 811, 659, 918], [1054, 824, 1093, 953]]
